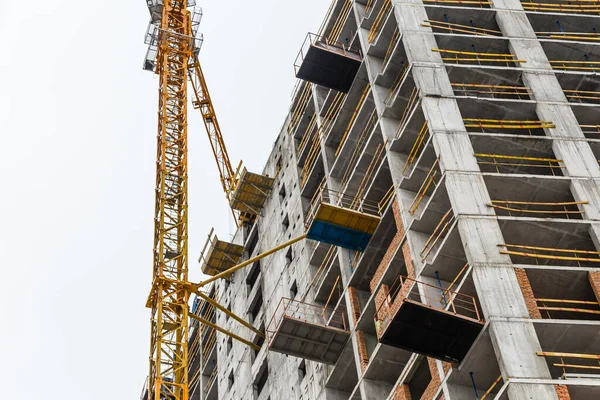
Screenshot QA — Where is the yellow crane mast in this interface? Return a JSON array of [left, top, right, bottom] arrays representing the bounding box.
[[143, 1, 194, 399]]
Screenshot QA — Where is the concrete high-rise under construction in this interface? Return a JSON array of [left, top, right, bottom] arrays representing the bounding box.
[[188, 0, 600, 399]]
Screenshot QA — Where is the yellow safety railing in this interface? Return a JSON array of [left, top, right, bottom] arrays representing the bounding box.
[[420, 208, 456, 260], [581, 124, 600, 136], [322, 275, 342, 318], [379, 184, 396, 214], [441, 263, 469, 303], [452, 83, 531, 99], [408, 157, 440, 215], [564, 89, 600, 103], [433, 48, 526, 65], [423, 0, 491, 6], [395, 87, 420, 138], [536, 298, 600, 318], [537, 31, 600, 41], [487, 200, 587, 218], [340, 109, 378, 190], [421, 20, 502, 36], [382, 28, 401, 70], [336, 85, 371, 156], [204, 366, 218, 394], [369, 0, 392, 43], [475, 153, 564, 175], [481, 376, 503, 400], [498, 243, 600, 264], [537, 352, 600, 374], [350, 139, 388, 209], [522, 0, 600, 14], [385, 63, 411, 105], [550, 59, 600, 72], [329, 0, 353, 42], [403, 121, 429, 173], [297, 114, 318, 156], [288, 83, 312, 135], [365, 0, 377, 15], [301, 92, 346, 186]]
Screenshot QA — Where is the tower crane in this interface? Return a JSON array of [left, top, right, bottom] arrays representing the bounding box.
[[140, 2, 303, 400]]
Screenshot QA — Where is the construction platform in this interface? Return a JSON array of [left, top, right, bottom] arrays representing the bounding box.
[[294, 33, 362, 93], [267, 298, 350, 365], [376, 276, 484, 364], [305, 187, 380, 251], [199, 228, 244, 276], [230, 167, 274, 215]]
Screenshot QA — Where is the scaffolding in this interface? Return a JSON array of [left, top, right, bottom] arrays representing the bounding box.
[[266, 297, 350, 364], [198, 228, 245, 276], [374, 275, 484, 363], [229, 168, 275, 216], [420, 208, 456, 260], [474, 153, 564, 175], [452, 83, 531, 100]]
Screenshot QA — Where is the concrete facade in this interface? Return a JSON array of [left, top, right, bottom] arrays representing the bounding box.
[[190, 0, 600, 399]]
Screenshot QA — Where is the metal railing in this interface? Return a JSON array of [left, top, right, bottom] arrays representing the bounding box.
[[294, 33, 363, 77], [305, 185, 382, 232], [536, 298, 600, 318], [374, 275, 483, 336], [474, 153, 564, 175], [422, 20, 502, 36], [433, 48, 525, 66], [498, 243, 600, 265], [420, 208, 456, 260], [452, 83, 531, 100], [423, 0, 491, 7], [487, 200, 587, 218], [266, 297, 348, 346], [522, 0, 600, 14], [368, 0, 392, 43], [537, 351, 600, 374], [408, 157, 441, 215]]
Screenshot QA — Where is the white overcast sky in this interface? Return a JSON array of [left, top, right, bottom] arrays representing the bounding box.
[[0, 1, 329, 398]]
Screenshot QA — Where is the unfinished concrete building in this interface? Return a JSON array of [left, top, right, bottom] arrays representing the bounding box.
[[188, 0, 600, 399]]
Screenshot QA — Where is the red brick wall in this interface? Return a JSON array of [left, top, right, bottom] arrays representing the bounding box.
[[370, 232, 403, 292], [402, 241, 415, 278], [588, 271, 600, 303], [554, 384, 571, 400], [348, 286, 361, 324], [393, 383, 412, 400], [393, 200, 405, 236], [356, 330, 369, 371], [514, 268, 541, 319], [420, 358, 452, 400]]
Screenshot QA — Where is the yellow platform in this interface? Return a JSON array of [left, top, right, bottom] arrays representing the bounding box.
[[230, 168, 275, 215], [199, 231, 245, 276], [314, 203, 380, 235]]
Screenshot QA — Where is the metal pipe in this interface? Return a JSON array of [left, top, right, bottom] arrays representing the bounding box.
[[469, 372, 480, 399], [189, 313, 260, 351], [196, 291, 264, 338]]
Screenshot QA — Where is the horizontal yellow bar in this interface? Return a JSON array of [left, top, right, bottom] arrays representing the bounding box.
[[499, 243, 600, 255], [538, 351, 600, 360], [465, 123, 554, 129], [475, 153, 562, 162], [189, 313, 261, 351], [491, 200, 588, 206], [433, 48, 517, 57], [442, 57, 525, 63], [465, 118, 552, 123], [535, 298, 599, 305], [538, 306, 600, 314], [488, 204, 583, 214], [453, 83, 530, 90], [500, 250, 600, 262], [553, 363, 600, 370]]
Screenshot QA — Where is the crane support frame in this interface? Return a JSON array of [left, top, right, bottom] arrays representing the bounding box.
[[147, 2, 193, 400]]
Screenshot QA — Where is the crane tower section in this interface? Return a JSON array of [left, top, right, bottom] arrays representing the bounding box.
[[142, 1, 201, 399]]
